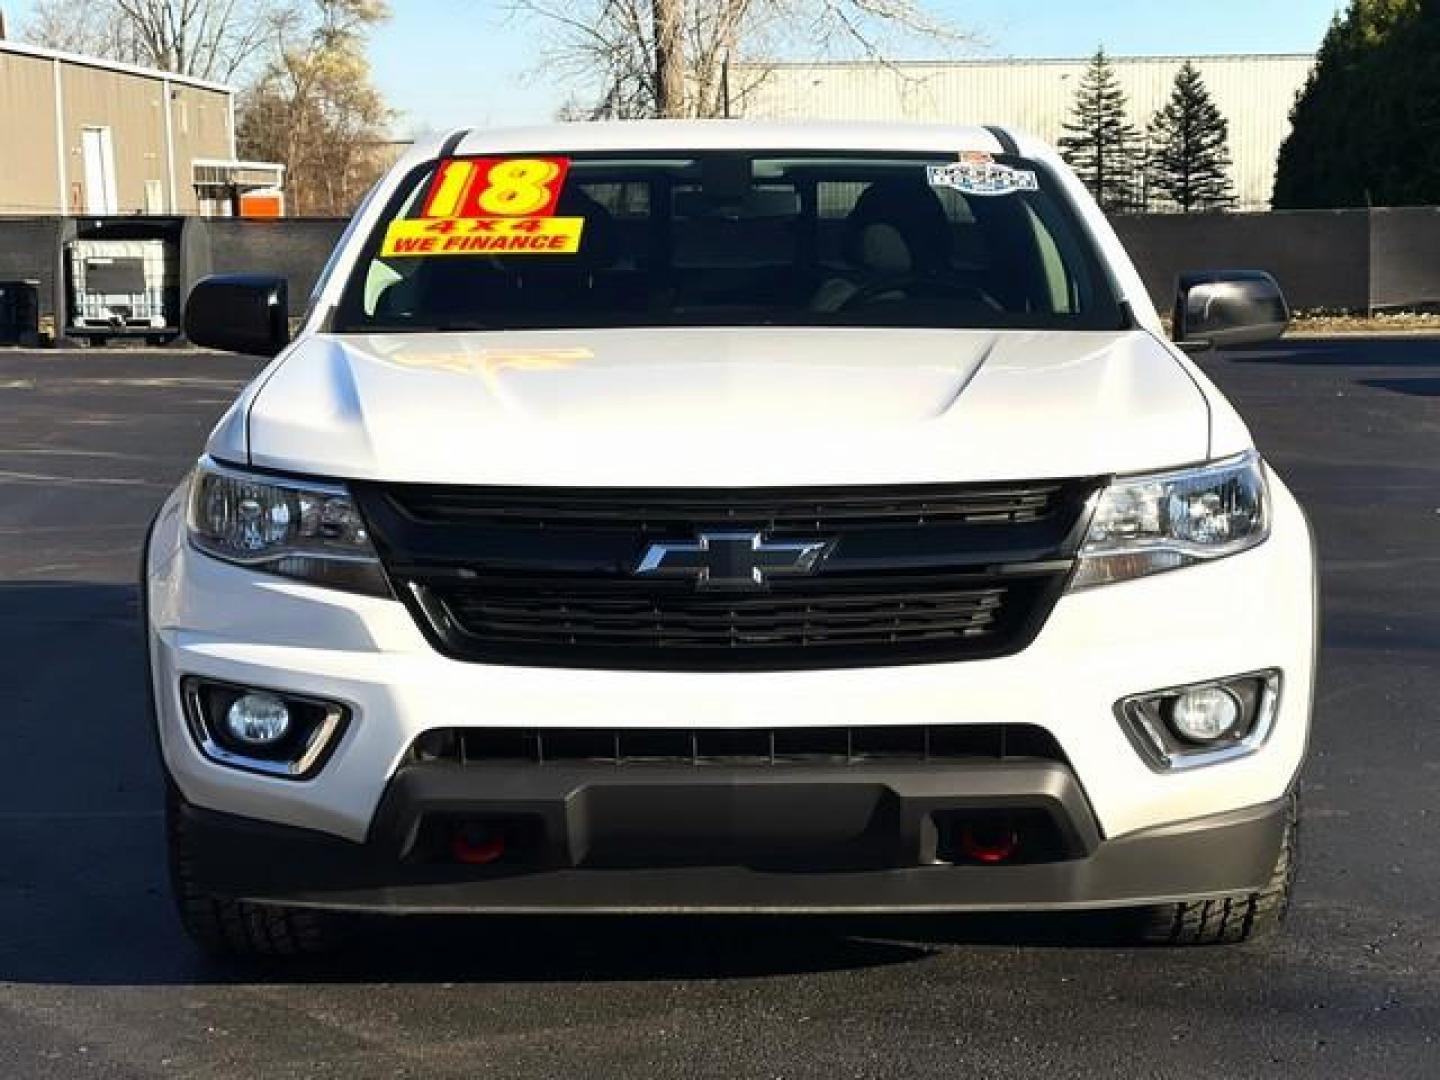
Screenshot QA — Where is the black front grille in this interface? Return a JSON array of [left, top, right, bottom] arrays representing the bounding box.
[[353, 479, 1098, 671], [410, 724, 1068, 768], [434, 577, 1013, 650], [389, 482, 1070, 531]]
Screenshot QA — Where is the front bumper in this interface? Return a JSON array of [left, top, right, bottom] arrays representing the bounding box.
[[146, 471, 1316, 879], [175, 770, 1291, 914]]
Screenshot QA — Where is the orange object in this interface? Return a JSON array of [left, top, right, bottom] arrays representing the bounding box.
[[240, 190, 284, 219]]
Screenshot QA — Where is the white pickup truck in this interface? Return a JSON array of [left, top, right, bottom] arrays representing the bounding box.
[[146, 121, 1315, 956]]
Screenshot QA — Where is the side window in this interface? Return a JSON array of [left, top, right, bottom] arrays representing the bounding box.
[[815, 181, 864, 265], [1020, 196, 1096, 315], [309, 179, 386, 320], [817, 181, 866, 220], [580, 181, 650, 219], [359, 172, 432, 318], [1025, 204, 1074, 313]]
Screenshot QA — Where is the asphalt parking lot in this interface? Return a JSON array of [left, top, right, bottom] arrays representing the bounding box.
[[0, 338, 1436, 1079]]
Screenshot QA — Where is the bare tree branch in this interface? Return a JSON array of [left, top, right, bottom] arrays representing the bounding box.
[[23, 0, 285, 83], [507, 0, 975, 119]]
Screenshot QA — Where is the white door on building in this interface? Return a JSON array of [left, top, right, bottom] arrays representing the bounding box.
[[81, 127, 119, 215]]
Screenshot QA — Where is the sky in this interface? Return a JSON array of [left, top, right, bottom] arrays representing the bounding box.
[[372, 0, 1344, 132], [5, 0, 1344, 132]]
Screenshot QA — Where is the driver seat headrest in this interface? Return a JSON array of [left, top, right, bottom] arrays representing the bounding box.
[[841, 178, 953, 275], [858, 223, 914, 275]]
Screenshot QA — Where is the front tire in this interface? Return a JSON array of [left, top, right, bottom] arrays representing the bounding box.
[[166, 788, 349, 958], [1134, 790, 1298, 946]]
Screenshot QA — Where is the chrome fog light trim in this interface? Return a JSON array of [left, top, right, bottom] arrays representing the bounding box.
[[1116, 670, 1281, 772], [182, 677, 349, 780]]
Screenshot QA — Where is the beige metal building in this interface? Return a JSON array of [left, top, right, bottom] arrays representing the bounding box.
[[738, 54, 1315, 210], [0, 39, 281, 216]]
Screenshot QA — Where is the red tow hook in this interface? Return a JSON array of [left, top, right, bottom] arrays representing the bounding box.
[[959, 819, 1020, 864], [450, 823, 507, 865]]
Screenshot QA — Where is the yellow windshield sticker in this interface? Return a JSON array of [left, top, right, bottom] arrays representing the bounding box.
[[382, 155, 585, 257], [424, 157, 569, 218], [381, 216, 585, 257]]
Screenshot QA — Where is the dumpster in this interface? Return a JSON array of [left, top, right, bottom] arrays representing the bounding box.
[[66, 239, 180, 346], [0, 279, 41, 346]]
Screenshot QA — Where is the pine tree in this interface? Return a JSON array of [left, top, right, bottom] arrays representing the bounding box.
[[1145, 62, 1237, 212], [1058, 48, 1141, 213]]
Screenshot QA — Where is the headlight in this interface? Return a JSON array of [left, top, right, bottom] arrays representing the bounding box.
[[186, 457, 390, 597], [1070, 451, 1269, 590]]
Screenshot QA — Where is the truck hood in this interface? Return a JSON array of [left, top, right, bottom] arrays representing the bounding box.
[[228, 327, 1214, 486]]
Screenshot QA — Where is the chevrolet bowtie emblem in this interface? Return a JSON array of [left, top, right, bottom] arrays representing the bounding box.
[[634, 531, 833, 591]]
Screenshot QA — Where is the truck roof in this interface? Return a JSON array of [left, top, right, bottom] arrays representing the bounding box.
[[395, 120, 1049, 166]]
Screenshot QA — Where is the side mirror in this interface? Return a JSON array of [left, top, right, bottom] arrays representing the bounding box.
[[1173, 271, 1289, 352], [184, 274, 290, 357]]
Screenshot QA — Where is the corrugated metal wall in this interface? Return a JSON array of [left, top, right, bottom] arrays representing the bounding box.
[[60, 63, 171, 214], [0, 45, 234, 216], [738, 55, 1314, 210], [0, 50, 64, 215], [169, 84, 238, 213]]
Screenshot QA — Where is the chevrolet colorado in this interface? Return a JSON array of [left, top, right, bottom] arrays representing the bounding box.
[[147, 121, 1315, 955]]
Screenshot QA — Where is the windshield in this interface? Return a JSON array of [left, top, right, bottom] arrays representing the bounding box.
[[333, 151, 1128, 333]]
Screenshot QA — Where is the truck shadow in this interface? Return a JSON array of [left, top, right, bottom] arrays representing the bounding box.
[[195, 911, 1137, 986], [1222, 337, 1440, 366], [1354, 376, 1440, 396]]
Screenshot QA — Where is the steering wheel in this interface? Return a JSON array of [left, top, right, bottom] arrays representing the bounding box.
[[838, 274, 1004, 313]]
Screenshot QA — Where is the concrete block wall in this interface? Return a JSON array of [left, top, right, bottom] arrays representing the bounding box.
[[201, 218, 349, 309], [1111, 210, 1374, 314], [0, 217, 65, 320], [1369, 207, 1440, 312]]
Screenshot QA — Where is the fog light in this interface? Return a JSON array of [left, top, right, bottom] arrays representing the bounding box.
[[1115, 670, 1281, 772], [184, 678, 348, 779], [1168, 687, 1242, 743], [224, 693, 291, 746]]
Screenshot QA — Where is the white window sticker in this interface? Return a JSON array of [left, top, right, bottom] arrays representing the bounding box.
[[927, 160, 1039, 198]]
